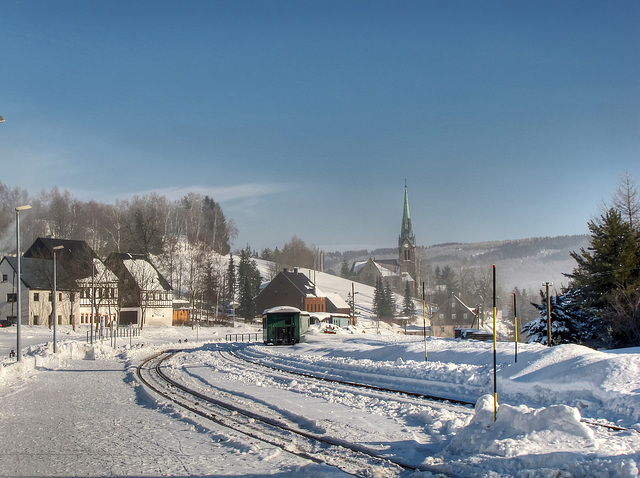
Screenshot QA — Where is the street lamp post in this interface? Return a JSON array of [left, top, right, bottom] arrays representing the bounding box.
[[15, 204, 32, 362], [90, 261, 95, 345], [52, 245, 64, 353]]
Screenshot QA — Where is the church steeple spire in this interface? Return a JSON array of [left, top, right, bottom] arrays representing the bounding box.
[[399, 182, 416, 247]]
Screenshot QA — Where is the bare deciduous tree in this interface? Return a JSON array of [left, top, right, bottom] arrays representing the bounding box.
[[611, 172, 640, 232]]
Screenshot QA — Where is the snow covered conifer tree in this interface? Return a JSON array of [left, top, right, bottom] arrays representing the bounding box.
[[236, 246, 261, 321], [373, 277, 383, 319], [524, 288, 602, 346], [402, 281, 417, 319]]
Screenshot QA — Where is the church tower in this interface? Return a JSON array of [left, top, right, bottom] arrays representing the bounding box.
[[398, 183, 417, 284]]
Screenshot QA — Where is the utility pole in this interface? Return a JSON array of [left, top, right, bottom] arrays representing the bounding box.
[[543, 281, 553, 346], [350, 282, 357, 326]]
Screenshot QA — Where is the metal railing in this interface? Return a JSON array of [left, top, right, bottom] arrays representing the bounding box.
[[225, 333, 262, 343], [87, 325, 141, 347]]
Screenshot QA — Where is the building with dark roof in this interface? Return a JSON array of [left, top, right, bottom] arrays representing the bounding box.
[[24, 237, 97, 282], [0, 256, 75, 326], [255, 267, 326, 316], [2, 238, 174, 329], [429, 295, 479, 339]]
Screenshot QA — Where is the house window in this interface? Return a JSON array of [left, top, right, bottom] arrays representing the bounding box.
[[2, 274, 7, 282], [7, 293, 17, 302], [33, 315, 39, 324], [451, 313, 456, 321], [48, 293, 52, 302], [33, 292, 39, 302]]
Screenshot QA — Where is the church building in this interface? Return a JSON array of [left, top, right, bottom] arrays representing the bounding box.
[[351, 184, 420, 293]]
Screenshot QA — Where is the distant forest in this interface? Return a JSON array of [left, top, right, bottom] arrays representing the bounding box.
[[0, 182, 236, 257]]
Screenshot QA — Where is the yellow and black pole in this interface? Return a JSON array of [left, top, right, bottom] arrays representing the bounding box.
[[422, 282, 427, 363], [493, 265, 498, 422], [513, 292, 518, 363]]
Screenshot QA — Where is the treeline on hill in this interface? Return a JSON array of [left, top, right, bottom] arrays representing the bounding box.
[[0, 182, 240, 312], [0, 184, 235, 257], [523, 174, 640, 348], [0, 181, 326, 319]]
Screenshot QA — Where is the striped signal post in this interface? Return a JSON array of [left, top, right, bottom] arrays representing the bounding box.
[[422, 282, 427, 363], [513, 293, 518, 363], [492, 265, 498, 422]]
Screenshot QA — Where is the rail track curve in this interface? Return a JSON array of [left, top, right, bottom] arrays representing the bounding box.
[[136, 348, 451, 477]]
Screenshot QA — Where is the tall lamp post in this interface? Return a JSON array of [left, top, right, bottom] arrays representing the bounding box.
[[52, 245, 64, 353], [15, 204, 32, 362]]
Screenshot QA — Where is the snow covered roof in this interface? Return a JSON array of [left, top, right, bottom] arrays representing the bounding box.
[[353, 259, 398, 277], [263, 306, 301, 315], [106, 252, 172, 292], [326, 292, 349, 309]]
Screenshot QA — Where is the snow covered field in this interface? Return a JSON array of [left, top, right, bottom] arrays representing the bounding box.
[[1, 323, 639, 477]]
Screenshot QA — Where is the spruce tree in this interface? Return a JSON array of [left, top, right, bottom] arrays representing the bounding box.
[[384, 284, 396, 319], [373, 277, 383, 319], [340, 260, 351, 279], [569, 208, 640, 308], [524, 289, 595, 346], [236, 246, 262, 321], [567, 208, 640, 346], [402, 281, 417, 318]]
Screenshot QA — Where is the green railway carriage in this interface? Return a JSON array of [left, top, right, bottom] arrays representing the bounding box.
[[263, 306, 310, 345]]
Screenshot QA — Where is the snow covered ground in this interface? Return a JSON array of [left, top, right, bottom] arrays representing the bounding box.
[[1, 323, 639, 477]]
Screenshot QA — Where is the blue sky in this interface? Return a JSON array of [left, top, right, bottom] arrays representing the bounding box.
[[1, 0, 639, 252]]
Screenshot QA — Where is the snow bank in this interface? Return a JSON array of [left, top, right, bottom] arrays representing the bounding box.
[[443, 395, 638, 477], [448, 394, 595, 456]]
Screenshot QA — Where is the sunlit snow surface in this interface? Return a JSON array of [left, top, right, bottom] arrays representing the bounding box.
[[1, 324, 639, 477]]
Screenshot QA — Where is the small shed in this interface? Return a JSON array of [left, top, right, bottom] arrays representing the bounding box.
[[327, 314, 350, 328]]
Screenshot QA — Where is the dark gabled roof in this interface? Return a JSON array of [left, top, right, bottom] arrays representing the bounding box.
[[281, 269, 316, 297], [3, 256, 73, 290], [24, 237, 97, 281], [430, 294, 477, 318]]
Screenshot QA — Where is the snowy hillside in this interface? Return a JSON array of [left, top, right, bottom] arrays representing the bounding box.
[[324, 235, 590, 293]]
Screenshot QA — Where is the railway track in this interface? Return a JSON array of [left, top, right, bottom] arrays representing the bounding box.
[[225, 348, 477, 407], [137, 344, 638, 478], [136, 349, 450, 477], [227, 344, 640, 436]]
